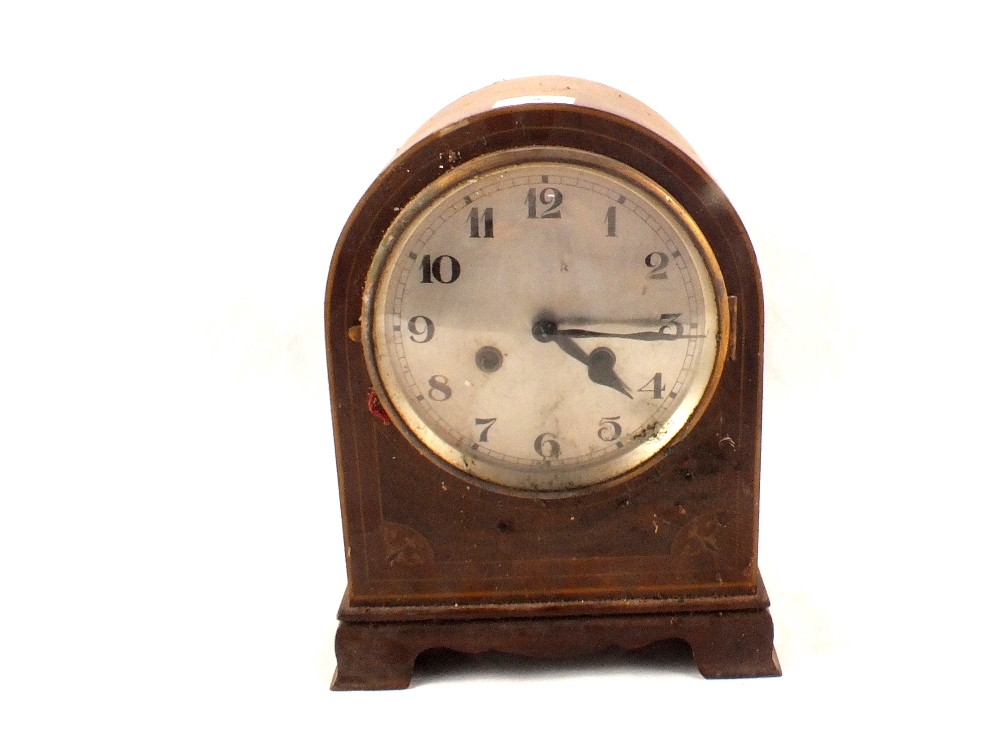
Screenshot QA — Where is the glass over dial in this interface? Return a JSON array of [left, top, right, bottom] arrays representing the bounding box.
[[363, 147, 727, 496]]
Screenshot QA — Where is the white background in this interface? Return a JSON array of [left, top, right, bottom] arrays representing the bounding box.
[[2, 2, 997, 747]]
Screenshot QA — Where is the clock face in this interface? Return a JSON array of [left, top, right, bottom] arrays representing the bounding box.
[[363, 147, 727, 496]]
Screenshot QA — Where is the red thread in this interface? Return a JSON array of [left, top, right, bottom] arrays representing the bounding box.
[[366, 390, 391, 425]]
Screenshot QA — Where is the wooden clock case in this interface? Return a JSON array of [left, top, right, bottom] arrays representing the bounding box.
[[325, 77, 780, 689]]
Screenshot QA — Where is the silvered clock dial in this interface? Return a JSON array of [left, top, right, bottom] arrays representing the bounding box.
[[363, 147, 728, 496]]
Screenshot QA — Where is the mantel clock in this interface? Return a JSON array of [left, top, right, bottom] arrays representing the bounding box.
[[325, 77, 780, 688]]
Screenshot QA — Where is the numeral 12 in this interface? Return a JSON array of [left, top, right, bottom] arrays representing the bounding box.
[[526, 187, 562, 219]]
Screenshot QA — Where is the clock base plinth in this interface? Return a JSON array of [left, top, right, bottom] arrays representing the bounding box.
[[331, 607, 780, 690]]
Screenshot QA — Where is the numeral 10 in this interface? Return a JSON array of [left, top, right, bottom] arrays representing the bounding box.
[[420, 254, 461, 284]]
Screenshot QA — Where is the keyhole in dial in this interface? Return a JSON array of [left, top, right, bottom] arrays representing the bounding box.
[[475, 346, 503, 373]]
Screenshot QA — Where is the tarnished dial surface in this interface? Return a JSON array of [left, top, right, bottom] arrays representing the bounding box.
[[363, 147, 727, 496]]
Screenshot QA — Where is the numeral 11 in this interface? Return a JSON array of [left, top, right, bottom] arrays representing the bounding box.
[[469, 207, 493, 238]]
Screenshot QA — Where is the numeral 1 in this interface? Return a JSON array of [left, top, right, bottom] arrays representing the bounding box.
[[605, 206, 616, 237]]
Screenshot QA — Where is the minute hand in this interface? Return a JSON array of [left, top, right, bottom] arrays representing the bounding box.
[[556, 327, 702, 341]]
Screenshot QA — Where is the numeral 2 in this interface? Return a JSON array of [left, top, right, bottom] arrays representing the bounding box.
[[645, 251, 668, 279]]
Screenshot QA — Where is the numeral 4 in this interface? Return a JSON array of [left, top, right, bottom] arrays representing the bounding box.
[[638, 373, 665, 399]]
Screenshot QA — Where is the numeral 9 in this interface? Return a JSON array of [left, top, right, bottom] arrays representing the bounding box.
[[407, 316, 435, 343]]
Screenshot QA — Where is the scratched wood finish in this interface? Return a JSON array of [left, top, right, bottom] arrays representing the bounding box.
[[325, 77, 777, 687]]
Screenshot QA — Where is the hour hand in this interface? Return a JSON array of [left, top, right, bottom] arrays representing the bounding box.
[[533, 320, 633, 399], [587, 347, 632, 399]]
